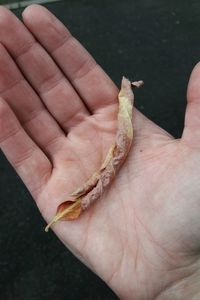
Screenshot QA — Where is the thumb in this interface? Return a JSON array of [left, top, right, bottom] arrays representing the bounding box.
[[182, 62, 200, 147]]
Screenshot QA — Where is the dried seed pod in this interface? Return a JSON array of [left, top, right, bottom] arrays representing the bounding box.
[[45, 77, 143, 232], [70, 144, 115, 198]]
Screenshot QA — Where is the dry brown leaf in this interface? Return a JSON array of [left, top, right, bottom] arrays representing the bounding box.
[[45, 77, 143, 232]]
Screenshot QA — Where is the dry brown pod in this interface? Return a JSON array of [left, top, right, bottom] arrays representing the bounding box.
[[45, 77, 143, 232]]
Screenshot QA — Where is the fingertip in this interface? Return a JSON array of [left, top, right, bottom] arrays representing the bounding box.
[[193, 61, 200, 69], [0, 5, 14, 26], [22, 4, 50, 22], [187, 62, 200, 104], [22, 3, 70, 53], [22, 4, 59, 39], [0, 4, 11, 13], [22, 4, 38, 21], [190, 61, 200, 76]]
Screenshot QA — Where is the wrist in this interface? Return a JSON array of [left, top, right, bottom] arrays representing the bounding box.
[[109, 257, 200, 300], [156, 262, 200, 300]]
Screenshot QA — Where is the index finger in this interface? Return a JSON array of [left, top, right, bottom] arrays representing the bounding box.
[[22, 4, 119, 113]]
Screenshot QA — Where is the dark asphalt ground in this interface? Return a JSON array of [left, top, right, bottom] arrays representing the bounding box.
[[0, 1, 199, 299]]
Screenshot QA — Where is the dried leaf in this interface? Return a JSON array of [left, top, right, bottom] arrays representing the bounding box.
[[45, 199, 81, 232], [70, 144, 115, 198], [45, 77, 143, 232]]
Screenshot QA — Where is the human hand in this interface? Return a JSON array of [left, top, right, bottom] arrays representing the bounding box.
[[0, 5, 200, 300]]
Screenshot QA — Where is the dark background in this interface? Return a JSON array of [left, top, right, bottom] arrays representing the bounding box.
[[0, 1, 199, 299]]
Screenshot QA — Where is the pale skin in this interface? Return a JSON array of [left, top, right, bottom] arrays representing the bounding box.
[[0, 5, 200, 300]]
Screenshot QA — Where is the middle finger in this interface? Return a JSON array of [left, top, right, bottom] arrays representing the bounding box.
[[0, 7, 89, 131]]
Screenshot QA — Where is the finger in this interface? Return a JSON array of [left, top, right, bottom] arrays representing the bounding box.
[[0, 97, 51, 198], [22, 4, 119, 113], [182, 62, 200, 146], [0, 43, 66, 158], [0, 6, 89, 132]]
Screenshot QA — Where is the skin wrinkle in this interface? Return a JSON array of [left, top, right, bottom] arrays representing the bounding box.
[[107, 243, 125, 288], [127, 218, 178, 300], [133, 206, 140, 272], [71, 120, 106, 166], [51, 34, 73, 54], [39, 135, 64, 155], [38, 72, 64, 95], [180, 138, 200, 156], [95, 102, 118, 116], [105, 180, 130, 287], [0, 121, 21, 144], [154, 268, 199, 300], [98, 114, 116, 171], [89, 115, 117, 136], [71, 54, 97, 83], [68, 120, 101, 153], [0, 100, 52, 201], [61, 108, 87, 131], [86, 109, 116, 171], [136, 212, 177, 268], [40, 80, 89, 132], [134, 212, 197, 275], [73, 65, 110, 102], [16, 107, 66, 161], [22, 108, 46, 127], [16, 43, 66, 95], [79, 206, 94, 266], [133, 226, 154, 296], [121, 200, 138, 281], [95, 101, 118, 116], [13, 144, 37, 168], [16, 155, 52, 201], [105, 199, 125, 285], [53, 34, 98, 82], [30, 166, 52, 199], [69, 138, 100, 164], [0, 80, 44, 118], [51, 33, 97, 85], [134, 196, 171, 267], [38, 174, 62, 214], [134, 146, 177, 184], [121, 179, 152, 294], [64, 139, 98, 184], [0, 77, 24, 95], [15, 40, 36, 60]]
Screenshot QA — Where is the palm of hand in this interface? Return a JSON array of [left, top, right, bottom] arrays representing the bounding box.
[[0, 5, 200, 300]]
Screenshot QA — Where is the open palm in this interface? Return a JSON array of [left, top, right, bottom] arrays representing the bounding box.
[[0, 5, 200, 300]]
